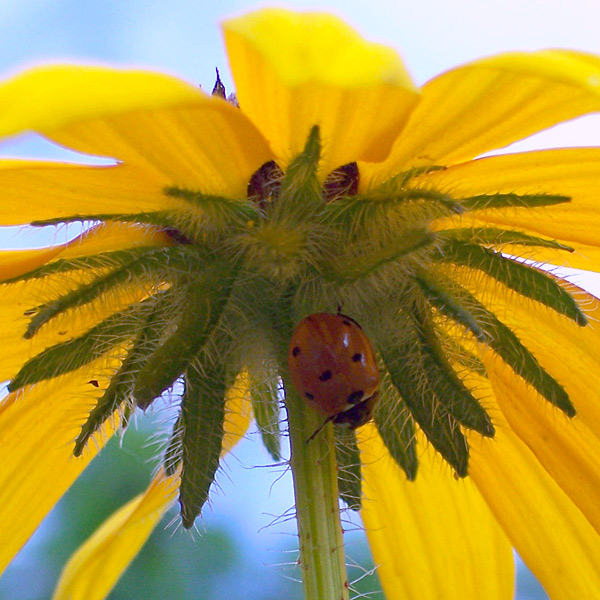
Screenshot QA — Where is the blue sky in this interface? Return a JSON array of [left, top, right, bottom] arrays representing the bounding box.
[[1, 1, 599, 597]]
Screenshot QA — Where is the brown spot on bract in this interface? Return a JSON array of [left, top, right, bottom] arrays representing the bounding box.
[[88, 379, 99, 388]]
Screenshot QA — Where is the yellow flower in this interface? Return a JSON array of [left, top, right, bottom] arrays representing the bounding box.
[[1, 7, 599, 599]]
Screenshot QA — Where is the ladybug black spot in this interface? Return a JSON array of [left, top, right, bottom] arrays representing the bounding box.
[[292, 346, 301, 357], [319, 370, 332, 382], [342, 319, 352, 327], [347, 390, 364, 404], [305, 392, 315, 400], [351, 353, 362, 362]]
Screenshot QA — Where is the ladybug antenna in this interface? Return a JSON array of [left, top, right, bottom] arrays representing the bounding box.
[[336, 303, 343, 315], [306, 415, 336, 444]]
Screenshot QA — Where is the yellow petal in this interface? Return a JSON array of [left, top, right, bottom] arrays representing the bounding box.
[[223, 9, 419, 176], [59, 221, 174, 259], [462, 270, 600, 437], [0, 357, 119, 574], [360, 426, 513, 600], [426, 149, 600, 266], [0, 223, 169, 381], [467, 378, 600, 599], [0, 66, 273, 196], [0, 246, 64, 280], [454, 268, 600, 531], [485, 354, 600, 534], [222, 370, 253, 455], [0, 161, 171, 225], [0, 66, 205, 139], [364, 50, 600, 179], [52, 469, 179, 600], [53, 373, 252, 600], [0, 222, 172, 281]]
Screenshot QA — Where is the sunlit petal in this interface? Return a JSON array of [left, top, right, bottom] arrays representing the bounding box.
[[0, 356, 120, 574], [452, 267, 600, 531], [0, 222, 172, 281], [52, 469, 179, 600], [224, 9, 419, 176], [468, 383, 600, 599], [0, 224, 169, 381], [58, 221, 174, 259], [0, 161, 171, 225], [364, 50, 600, 180], [53, 374, 252, 600], [485, 354, 600, 533], [0, 66, 273, 196], [0, 246, 64, 280], [427, 149, 600, 268], [222, 370, 253, 455], [360, 426, 513, 599]]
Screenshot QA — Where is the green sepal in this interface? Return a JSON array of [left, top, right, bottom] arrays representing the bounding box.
[[458, 192, 570, 211], [333, 426, 362, 511], [415, 270, 486, 341], [437, 332, 487, 376], [178, 360, 227, 529], [250, 376, 282, 461], [469, 292, 575, 416], [386, 164, 447, 187], [373, 371, 418, 481], [133, 259, 236, 408], [73, 291, 175, 456], [423, 278, 575, 417], [435, 240, 587, 326], [322, 228, 435, 283], [320, 188, 462, 236], [8, 295, 170, 390], [273, 125, 322, 221], [380, 341, 469, 478], [164, 413, 183, 476], [409, 300, 495, 437], [437, 227, 574, 252], [163, 187, 260, 231], [1, 246, 157, 285], [22, 245, 204, 339]]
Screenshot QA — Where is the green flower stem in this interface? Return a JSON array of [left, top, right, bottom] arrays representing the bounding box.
[[285, 384, 350, 600]]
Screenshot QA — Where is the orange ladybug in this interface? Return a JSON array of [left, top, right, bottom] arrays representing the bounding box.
[[287, 313, 380, 435]]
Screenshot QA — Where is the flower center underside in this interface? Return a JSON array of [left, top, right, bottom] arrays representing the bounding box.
[[6, 126, 583, 525]]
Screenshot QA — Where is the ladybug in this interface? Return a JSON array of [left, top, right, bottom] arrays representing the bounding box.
[[287, 313, 380, 437]]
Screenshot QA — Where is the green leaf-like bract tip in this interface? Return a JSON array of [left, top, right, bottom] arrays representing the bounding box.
[[73, 290, 175, 456], [178, 359, 227, 529], [435, 240, 587, 326], [419, 275, 575, 417], [133, 257, 237, 408], [373, 372, 418, 481]]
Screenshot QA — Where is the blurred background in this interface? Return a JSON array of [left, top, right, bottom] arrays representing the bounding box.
[[2, 0, 600, 598]]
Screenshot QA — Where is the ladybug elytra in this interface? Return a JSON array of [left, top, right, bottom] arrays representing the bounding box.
[[287, 313, 380, 436]]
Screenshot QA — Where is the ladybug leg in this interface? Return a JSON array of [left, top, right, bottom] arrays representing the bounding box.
[[333, 392, 379, 429]]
